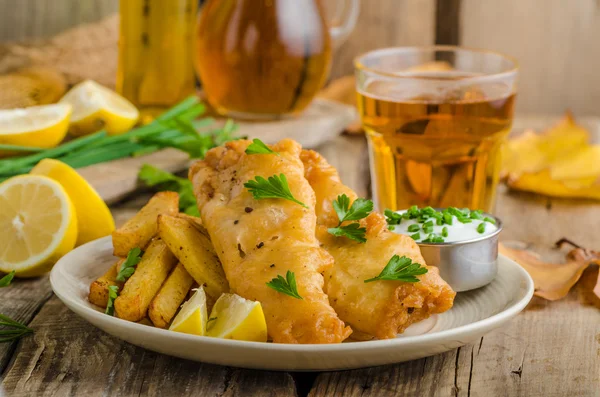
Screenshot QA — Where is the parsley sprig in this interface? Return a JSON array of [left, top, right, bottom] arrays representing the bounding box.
[[244, 174, 308, 208], [327, 194, 373, 243], [364, 255, 428, 283], [0, 271, 33, 343], [245, 139, 279, 156], [116, 248, 143, 282], [138, 164, 199, 216], [266, 270, 303, 299], [105, 285, 119, 316]]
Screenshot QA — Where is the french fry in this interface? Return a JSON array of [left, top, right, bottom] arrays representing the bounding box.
[[88, 259, 124, 308], [148, 263, 195, 328], [157, 214, 229, 300], [112, 192, 179, 257], [114, 239, 178, 322]]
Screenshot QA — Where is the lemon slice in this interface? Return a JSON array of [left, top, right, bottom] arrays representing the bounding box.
[[170, 287, 208, 336], [60, 80, 139, 136], [30, 159, 115, 246], [0, 175, 77, 277], [207, 294, 267, 342], [0, 104, 71, 149]]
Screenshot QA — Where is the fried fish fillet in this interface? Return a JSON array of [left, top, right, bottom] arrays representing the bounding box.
[[301, 150, 456, 340], [189, 139, 351, 344]]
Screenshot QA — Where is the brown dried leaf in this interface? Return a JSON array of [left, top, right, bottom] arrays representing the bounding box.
[[499, 241, 598, 300]]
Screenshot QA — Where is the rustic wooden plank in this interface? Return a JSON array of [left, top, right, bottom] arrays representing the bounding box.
[[330, 0, 436, 79], [435, 0, 461, 45], [0, 277, 53, 377], [0, 296, 297, 396], [460, 0, 600, 116], [0, 0, 119, 41]]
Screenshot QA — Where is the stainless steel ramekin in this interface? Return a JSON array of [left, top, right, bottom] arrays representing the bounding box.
[[417, 215, 503, 292]]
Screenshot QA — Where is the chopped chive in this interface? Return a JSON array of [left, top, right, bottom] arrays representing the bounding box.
[[443, 213, 453, 225], [388, 225, 394, 231], [457, 217, 472, 224], [424, 220, 434, 227], [436, 217, 443, 225], [447, 207, 463, 217], [407, 224, 420, 232], [410, 232, 421, 240], [484, 216, 496, 224], [477, 223, 486, 234], [470, 211, 484, 220], [442, 227, 449, 237], [402, 212, 412, 219], [423, 225, 434, 234]]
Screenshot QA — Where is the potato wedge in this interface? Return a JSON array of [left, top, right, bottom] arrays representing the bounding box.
[[114, 239, 177, 322], [112, 192, 179, 257], [148, 263, 195, 328], [88, 259, 124, 308], [157, 214, 229, 300]]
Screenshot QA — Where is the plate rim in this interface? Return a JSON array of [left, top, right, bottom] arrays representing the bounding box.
[[50, 236, 534, 353]]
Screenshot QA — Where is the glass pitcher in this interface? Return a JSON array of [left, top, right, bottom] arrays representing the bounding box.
[[194, 0, 359, 120]]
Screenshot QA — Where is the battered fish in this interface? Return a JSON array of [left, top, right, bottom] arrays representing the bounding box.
[[301, 150, 456, 340], [189, 139, 351, 344]]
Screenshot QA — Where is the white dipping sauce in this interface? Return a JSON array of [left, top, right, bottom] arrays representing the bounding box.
[[389, 210, 498, 243]]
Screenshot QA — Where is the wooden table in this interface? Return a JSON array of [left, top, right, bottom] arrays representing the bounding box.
[[1, 133, 599, 396]]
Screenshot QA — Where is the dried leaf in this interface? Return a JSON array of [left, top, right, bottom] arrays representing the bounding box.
[[500, 240, 600, 301]]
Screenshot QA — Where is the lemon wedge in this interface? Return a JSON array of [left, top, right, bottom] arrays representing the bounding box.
[[207, 294, 267, 342], [0, 104, 71, 150], [30, 159, 115, 246], [170, 287, 208, 336], [0, 175, 77, 277], [60, 80, 139, 136]]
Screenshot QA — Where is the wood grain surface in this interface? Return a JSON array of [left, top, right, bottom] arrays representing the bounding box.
[[1, 123, 599, 396]]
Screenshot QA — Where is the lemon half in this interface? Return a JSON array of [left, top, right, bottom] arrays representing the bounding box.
[[30, 159, 115, 246], [0, 175, 77, 277], [207, 294, 267, 342], [0, 104, 71, 150], [170, 287, 208, 336], [60, 80, 139, 136]]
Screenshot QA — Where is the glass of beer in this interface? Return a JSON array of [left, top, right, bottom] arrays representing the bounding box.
[[355, 47, 518, 212]]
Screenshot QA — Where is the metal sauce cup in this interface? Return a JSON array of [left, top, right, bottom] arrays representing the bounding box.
[[417, 215, 503, 292]]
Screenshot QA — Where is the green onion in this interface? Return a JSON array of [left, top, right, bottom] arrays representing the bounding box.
[[443, 213, 453, 225], [470, 210, 484, 220], [423, 225, 434, 233], [442, 227, 449, 237], [484, 216, 496, 224], [457, 217, 472, 224], [407, 224, 420, 232], [410, 232, 421, 240], [477, 223, 486, 234]]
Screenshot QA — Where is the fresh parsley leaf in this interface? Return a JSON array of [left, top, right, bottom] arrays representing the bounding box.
[[384, 209, 402, 225], [138, 164, 200, 216], [266, 270, 303, 299], [105, 285, 119, 316], [116, 248, 143, 282], [245, 138, 279, 156], [332, 194, 373, 223], [364, 255, 428, 283], [0, 271, 15, 287], [244, 174, 308, 208], [327, 223, 367, 243]]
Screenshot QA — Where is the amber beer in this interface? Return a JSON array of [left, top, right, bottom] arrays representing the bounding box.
[[355, 48, 518, 212]]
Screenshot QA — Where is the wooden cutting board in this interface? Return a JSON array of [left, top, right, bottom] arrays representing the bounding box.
[[78, 98, 357, 204]]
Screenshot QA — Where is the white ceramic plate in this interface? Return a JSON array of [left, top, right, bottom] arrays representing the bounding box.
[[50, 236, 534, 371]]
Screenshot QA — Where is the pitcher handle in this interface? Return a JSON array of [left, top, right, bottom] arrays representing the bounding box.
[[327, 0, 360, 48]]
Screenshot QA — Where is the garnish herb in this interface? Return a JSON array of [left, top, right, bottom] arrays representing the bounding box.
[[484, 216, 496, 224], [384, 209, 402, 225], [364, 255, 428, 283], [116, 248, 143, 282], [266, 270, 303, 299], [245, 138, 279, 156], [407, 224, 420, 233], [477, 223, 486, 234], [0, 271, 15, 287], [410, 232, 421, 240], [328, 223, 368, 243], [138, 164, 199, 216], [244, 174, 308, 208], [105, 285, 119, 316], [0, 272, 33, 343], [442, 227, 449, 238], [327, 194, 373, 243]]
